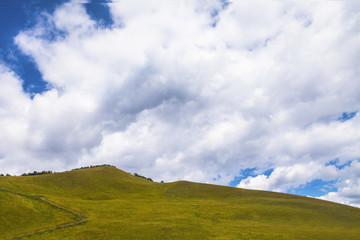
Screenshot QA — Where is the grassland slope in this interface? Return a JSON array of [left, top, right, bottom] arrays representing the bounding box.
[[1, 166, 360, 240]]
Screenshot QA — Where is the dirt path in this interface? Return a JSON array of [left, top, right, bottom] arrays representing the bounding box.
[[0, 189, 87, 239]]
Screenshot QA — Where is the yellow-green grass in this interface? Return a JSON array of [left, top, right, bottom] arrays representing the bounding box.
[[0, 190, 75, 239], [1, 166, 360, 240]]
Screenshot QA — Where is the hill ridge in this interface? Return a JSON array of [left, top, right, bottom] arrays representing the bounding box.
[[1, 166, 360, 239]]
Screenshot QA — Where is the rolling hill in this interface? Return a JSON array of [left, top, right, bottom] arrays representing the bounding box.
[[1, 166, 359, 240]]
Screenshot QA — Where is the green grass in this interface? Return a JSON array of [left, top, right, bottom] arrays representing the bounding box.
[[0, 190, 75, 239], [0, 166, 359, 239]]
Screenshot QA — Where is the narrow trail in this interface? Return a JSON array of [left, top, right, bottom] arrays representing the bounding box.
[[0, 188, 87, 240]]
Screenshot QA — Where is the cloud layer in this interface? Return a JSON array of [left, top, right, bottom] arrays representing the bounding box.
[[1, 0, 360, 206]]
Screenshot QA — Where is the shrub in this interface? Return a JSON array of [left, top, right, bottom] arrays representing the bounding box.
[[133, 173, 153, 182], [21, 170, 53, 176], [71, 164, 115, 171]]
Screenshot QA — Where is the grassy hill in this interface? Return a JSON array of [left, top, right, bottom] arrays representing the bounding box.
[[1, 166, 360, 240]]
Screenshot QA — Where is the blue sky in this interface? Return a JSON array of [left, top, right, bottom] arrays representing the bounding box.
[[0, 0, 111, 95], [0, 1, 46, 94], [1, 0, 360, 207]]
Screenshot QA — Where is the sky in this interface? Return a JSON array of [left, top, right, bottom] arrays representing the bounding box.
[[0, 0, 360, 207]]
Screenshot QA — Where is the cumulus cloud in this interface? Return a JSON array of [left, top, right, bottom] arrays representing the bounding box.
[[238, 162, 338, 191], [1, 0, 360, 206], [319, 160, 360, 207], [0, 66, 31, 171]]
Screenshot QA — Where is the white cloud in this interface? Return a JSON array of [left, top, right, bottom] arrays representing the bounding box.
[[237, 162, 338, 191], [0, 66, 31, 164], [1, 0, 360, 206], [54, 2, 95, 34], [319, 161, 360, 207]]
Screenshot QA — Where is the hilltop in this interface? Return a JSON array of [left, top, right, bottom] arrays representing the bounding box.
[[1, 166, 360, 239]]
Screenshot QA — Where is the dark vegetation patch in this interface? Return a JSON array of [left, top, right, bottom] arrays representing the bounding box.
[[133, 173, 153, 182]]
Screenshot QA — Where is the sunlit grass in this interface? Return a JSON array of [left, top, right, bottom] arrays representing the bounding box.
[[1, 166, 359, 239]]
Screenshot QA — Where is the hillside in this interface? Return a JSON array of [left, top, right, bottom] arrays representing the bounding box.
[[1, 166, 360, 240]]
